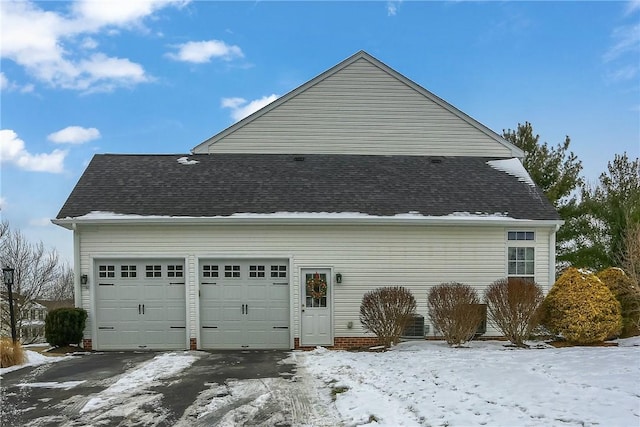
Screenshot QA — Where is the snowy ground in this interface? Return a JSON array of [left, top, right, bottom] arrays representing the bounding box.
[[2, 340, 639, 426], [297, 337, 640, 427]]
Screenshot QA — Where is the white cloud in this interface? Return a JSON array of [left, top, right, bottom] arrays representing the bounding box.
[[603, 23, 640, 63], [166, 40, 244, 63], [603, 5, 640, 84], [387, 1, 402, 16], [0, 0, 185, 92], [47, 126, 101, 144], [0, 72, 34, 93], [626, 0, 640, 16], [221, 94, 279, 122], [0, 129, 66, 173], [0, 197, 6, 211]]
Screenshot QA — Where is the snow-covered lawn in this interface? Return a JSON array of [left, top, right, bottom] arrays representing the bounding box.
[[0, 349, 76, 375], [297, 338, 640, 427]]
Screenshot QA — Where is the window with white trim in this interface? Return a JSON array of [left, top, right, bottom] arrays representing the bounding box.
[[121, 265, 137, 278], [270, 265, 287, 278], [249, 265, 266, 278], [202, 265, 219, 278], [146, 265, 162, 278], [99, 265, 115, 278], [224, 265, 240, 278], [507, 231, 535, 279], [167, 265, 183, 278]]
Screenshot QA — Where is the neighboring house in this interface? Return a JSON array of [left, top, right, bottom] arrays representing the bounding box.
[[54, 51, 562, 351], [1, 295, 73, 343]]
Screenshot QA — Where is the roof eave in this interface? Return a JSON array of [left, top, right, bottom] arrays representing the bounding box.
[[52, 216, 563, 229]]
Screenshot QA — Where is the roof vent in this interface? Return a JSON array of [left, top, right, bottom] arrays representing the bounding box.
[[294, 156, 305, 162], [431, 157, 443, 164]]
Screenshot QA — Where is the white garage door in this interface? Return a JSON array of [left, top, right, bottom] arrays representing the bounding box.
[[95, 259, 186, 350], [200, 259, 290, 349]]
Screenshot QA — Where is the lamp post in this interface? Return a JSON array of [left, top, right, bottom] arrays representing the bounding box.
[[2, 268, 17, 343]]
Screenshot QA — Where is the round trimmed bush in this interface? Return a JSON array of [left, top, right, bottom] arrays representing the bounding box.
[[541, 267, 622, 344], [45, 307, 88, 348], [597, 267, 640, 337]]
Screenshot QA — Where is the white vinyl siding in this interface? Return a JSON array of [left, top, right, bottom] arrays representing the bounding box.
[[77, 223, 554, 344], [199, 59, 513, 158]]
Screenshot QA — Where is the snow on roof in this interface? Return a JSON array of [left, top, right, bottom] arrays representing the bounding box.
[[63, 210, 517, 222], [487, 158, 535, 187], [176, 156, 199, 165]]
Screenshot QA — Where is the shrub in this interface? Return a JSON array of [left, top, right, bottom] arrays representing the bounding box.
[[427, 282, 484, 346], [597, 267, 640, 337], [541, 268, 622, 344], [0, 337, 25, 368], [484, 278, 544, 347], [45, 307, 88, 348], [359, 286, 417, 348]]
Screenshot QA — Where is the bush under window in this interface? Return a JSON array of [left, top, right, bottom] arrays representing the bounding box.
[[359, 286, 417, 348]]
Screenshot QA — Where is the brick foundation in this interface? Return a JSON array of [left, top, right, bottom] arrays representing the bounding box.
[[82, 338, 92, 351], [294, 336, 380, 350], [190, 338, 197, 350]]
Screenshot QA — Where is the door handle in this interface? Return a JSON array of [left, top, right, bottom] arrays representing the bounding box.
[[138, 304, 141, 314], [142, 304, 145, 314], [241, 304, 245, 314], [245, 304, 248, 315]]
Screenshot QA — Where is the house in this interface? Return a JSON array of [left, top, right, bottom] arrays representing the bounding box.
[[1, 295, 73, 343], [54, 51, 562, 351]]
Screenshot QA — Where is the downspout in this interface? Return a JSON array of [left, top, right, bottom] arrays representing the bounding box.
[[72, 223, 82, 308], [548, 224, 560, 293]]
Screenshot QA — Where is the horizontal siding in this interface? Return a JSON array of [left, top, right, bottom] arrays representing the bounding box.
[[78, 224, 554, 342], [204, 59, 511, 157]]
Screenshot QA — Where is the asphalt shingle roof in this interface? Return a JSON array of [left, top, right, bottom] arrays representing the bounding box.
[[56, 154, 560, 221]]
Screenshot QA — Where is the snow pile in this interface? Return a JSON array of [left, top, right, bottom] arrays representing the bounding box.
[[300, 339, 640, 426], [0, 350, 75, 376], [177, 156, 199, 165], [487, 158, 536, 186]]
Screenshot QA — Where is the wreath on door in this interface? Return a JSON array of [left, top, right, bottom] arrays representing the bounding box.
[[306, 272, 328, 299]]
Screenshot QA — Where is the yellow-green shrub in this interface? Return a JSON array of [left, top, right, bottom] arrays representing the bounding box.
[[597, 267, 640, 337], [0, 337, 26, 368], [542, 267, 622, 344]]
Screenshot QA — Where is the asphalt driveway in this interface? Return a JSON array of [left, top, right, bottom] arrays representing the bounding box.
[[0, 350, 330, 427]]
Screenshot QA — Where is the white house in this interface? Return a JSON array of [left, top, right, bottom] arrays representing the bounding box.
[[54, 51, 562, 351]]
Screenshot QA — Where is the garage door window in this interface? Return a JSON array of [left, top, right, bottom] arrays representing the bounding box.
[[271, 265, 287, 278], [121, 265, 137, 278], [99, 265, 115, 278], [249, 265, 266, 278], [224, 265, 240, 278], [202, 265, 219, 278], [167, 265, 183, 278], [146, 265, 162, 278]]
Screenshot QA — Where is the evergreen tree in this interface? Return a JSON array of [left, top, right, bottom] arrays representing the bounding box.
[[503, 122, 583, 270]]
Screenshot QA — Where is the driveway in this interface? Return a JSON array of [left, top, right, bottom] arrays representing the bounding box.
[[0, 350, 339, 427]]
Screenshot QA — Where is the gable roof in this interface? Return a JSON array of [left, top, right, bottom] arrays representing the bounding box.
[[55, 154, 560, 225], [192, 51, 523, 158]]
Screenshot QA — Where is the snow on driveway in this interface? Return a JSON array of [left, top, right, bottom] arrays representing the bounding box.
[[300, 338, 640, 427]]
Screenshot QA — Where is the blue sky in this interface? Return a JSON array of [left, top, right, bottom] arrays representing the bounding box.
[[1, 0, 639, 264]]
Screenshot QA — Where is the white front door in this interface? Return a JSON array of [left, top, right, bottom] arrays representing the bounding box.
[[300, 268, 332, 346]]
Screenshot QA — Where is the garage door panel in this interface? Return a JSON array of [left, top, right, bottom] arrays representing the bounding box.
[[95, 259, 186, 350], [200, 259, 290, 349]]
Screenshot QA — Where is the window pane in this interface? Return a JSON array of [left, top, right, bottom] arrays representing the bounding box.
[[508, 248, 516, 260], [525, 247, 535, 260], [508, 232, 516, 240], [525, 261, 535, 275]]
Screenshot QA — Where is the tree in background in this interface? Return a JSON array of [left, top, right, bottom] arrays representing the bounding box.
[[503, 122, 583, 270], [0, 221, 66, 339], [571, 154, 640, 271]]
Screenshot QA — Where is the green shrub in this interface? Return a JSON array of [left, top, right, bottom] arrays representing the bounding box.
[[0, 337, 26, 368], [360, 286, 417, 348], [484, 278, 544, 347], [45, 307, 88, 348], [427, 282, 484, 346], [597, 267, 640, 337], [541, 268, 622, 344]]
